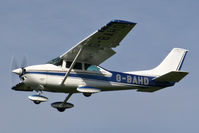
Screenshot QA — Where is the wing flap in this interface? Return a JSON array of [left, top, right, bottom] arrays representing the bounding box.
[[153, 71, 189, 82]]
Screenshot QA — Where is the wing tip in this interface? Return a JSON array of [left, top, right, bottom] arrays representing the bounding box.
[[108, 19, 137, 25]]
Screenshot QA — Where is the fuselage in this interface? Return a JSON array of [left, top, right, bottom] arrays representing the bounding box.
[[20, 64, 174, 93]]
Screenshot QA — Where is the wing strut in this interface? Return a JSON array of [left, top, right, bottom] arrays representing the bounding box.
[[61, 46, 83, 85]]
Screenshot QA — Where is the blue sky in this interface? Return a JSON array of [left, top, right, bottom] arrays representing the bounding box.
[[0, 0, 198, 133]]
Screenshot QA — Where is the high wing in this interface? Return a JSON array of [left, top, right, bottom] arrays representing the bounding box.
[[49, 20, 136, 65]]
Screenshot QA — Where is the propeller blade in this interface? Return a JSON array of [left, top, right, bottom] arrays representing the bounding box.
[[10, 56, 18, 70], [10, 56, 19, 87], [21, 56, 27, 68], [10, 55, 29, 88]]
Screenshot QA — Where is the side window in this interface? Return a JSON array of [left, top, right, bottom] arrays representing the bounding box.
[[66, 61, 82, 70], [66, 61, 72, 68], [74, 62, 82, 70], [85, 63, 91, 70], [85, 63, 100, 72]]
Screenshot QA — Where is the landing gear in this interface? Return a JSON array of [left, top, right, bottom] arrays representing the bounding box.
[[33, 101, 41, 104], [57, 108, 65, 112], [51, 93, 73, 112], [51, 102, 74, 112], [83, 93, 92, 97], [28, 92, 48, 105]]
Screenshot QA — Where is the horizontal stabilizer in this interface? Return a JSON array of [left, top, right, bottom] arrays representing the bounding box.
[[77, 86, 101, 93], [153, 71, 189, 82]]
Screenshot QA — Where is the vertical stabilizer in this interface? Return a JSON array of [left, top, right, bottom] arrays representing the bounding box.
[[152, 48, 188, 75], [127, 48, 188, 76]]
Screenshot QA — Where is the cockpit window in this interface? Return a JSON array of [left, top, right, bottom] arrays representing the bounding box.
[[74, 62, 82, 70], [85, 63, 91, 70], [85, 63, 100, 72], [66, 61, 82, 70], [66, 61, 72, 68], [48, 58, 100, 72]]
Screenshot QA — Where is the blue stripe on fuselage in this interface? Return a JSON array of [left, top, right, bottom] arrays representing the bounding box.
[[25, 71, 173, 87]]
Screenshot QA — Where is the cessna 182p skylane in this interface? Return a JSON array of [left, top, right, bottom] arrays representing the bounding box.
[[12, 20, 188, 112]]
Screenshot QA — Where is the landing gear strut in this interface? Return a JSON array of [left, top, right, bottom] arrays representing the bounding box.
[[51, 93, 73, 112]]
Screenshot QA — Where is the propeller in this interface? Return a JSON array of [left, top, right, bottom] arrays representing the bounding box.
[[10, 56, 18, 87], [21, 56, 28, 68], [10, 56, 28, 87]]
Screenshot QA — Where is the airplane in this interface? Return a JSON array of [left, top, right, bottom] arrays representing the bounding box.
[[11, 20, 189, 112]]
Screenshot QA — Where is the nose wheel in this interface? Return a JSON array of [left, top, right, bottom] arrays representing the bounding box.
[[28, 92, 48, 104], [51, 93, 73, 112], [33, 101, 41, 104]]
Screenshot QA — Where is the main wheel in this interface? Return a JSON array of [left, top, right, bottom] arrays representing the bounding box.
[[83, 93, 92, 97], [57, 108, 66, 112], [51, 102, 74, 112], [33, 101, 41, 104]]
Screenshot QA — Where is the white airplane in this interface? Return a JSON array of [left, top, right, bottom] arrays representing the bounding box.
[[11, 20, 189, 112]]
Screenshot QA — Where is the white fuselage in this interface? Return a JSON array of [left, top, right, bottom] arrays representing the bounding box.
[[20, 64, 170, 93]]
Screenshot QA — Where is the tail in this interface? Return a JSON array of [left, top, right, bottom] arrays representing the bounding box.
[[151, 48, 188, 75], [128, 48, 189, 82]]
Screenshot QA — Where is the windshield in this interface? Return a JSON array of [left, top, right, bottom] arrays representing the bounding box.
[[47, 57, 62, 66]]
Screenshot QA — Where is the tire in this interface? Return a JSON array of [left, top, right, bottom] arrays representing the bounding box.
[[34, 101, 41, 104], [83, 93, 92, 97], [57, 108, 66, 112]]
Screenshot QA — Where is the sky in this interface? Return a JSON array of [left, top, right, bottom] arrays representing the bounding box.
[[0, 0, 199, 133]]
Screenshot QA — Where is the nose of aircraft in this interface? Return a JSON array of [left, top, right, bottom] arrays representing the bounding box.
[[12, 68, 22, 75]]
